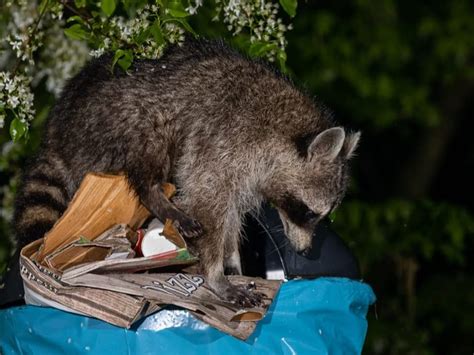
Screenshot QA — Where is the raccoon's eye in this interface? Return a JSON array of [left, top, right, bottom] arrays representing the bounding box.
[[305, 210, 319, 221]]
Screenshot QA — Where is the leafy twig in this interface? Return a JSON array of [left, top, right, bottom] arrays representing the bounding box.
[[11, 0, 50, 75]]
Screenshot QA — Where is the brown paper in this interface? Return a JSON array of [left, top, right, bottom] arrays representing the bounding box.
[[36, 173, 150, 262], [43, 224, 136, 272], [20, 235, 281, 339]]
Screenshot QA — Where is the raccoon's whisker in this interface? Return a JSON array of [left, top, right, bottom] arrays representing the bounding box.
[[267, 226, 285, 234], [240, 228, 249, 242], [251, 214, 266, 227], [265, 238, 291, 257]]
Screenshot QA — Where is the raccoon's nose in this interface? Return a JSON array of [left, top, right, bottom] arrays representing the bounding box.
[[298, 246, 312, 257]]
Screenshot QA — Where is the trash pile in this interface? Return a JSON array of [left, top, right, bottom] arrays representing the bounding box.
[[20, 173, 280, 340]]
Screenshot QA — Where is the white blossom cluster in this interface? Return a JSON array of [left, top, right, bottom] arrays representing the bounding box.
[[215, 0, 293, 61], [6, 0, 40, 68], [90, 4, 188, 60], [34, 23, 89, 97], [164, 22, 186, 45], [0, 72, 35, 129], [2, 0, 86, 126], [186, 0, 203, 15], [6, 0, 64, 69]]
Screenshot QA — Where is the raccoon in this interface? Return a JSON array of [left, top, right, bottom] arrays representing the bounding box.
[[14, 39, 359, 306]]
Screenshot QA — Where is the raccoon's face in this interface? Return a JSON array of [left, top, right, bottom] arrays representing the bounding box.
[[271, 127, 360, 255]]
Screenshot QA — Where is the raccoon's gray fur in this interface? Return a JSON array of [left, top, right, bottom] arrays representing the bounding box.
[[14, 39, 359, 306]]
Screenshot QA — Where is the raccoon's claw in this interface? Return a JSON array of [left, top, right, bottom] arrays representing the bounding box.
[[173, 217, 203, 238], [226, 284, 264, 308]]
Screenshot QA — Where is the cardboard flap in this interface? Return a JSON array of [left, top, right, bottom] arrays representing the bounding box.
[[61, 248, 197, 280], [43, 225, 137, 272], [36, 174, 150, 261]]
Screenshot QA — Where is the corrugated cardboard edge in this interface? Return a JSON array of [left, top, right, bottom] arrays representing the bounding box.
[[20, 240, 149, 328], [20, 239, 281, 339]]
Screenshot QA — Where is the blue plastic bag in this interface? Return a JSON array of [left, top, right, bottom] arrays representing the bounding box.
[[0, 278, 375, 354]]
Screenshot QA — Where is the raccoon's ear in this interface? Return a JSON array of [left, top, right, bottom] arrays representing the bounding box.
[[308, 127, 345, 162], [341, 131, 361, 159]]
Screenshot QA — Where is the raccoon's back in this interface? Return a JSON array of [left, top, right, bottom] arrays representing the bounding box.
[[12, 39, 327, 245]]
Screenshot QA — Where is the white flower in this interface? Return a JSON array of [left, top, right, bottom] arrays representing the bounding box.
[[186, 0, 203, 15], [90, 48, 105, 58], [5, 80, 15, 93], [0, 71, 36, 123], [11, 40, 21, 51], [215, 0, 293, 61]]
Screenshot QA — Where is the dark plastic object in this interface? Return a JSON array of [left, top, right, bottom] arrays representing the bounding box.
[[241, 204, 360, 280], [0, 248, 23, 309]]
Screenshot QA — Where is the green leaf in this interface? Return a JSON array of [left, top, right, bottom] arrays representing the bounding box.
[[77, 236, 91, 244], [249, 41, 278, 58], [39, 0, 49, 14], [23, 128, 30, 141], [279, 0, 297, 17], [168, 9, 189, 18], [64, 24, 90, 40], [118, 52, 133, 71], [150, 20, 165, 45], [112, 50, 134, 72], [101, 0, 116, 17], [67, 15, 87, 26], [112, 49, 125, 71], [277, 49, 288, 73], [231, 35, 252, 53], [9, 118, 27, 142], [135, 28, 150, 44], [164, 17, 196, 36], [74, 0, 86, 8], [168, 0, 189, 18]]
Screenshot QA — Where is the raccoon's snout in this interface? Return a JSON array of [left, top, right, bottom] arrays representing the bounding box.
[[277, 210, 314, 253], [280, 217, 313, 254], [297, 246, 312, 257]]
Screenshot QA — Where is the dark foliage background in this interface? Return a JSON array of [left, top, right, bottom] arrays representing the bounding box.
[[1, 1, 473, 353], [284, 1, 474, 354]]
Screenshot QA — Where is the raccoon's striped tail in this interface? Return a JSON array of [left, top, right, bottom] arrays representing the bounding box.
[[13, 156, 71, 247]]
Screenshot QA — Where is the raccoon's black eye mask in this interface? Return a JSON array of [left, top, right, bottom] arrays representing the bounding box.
[[276, 194, 320, 227]]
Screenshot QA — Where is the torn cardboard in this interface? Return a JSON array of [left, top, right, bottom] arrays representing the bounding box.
[[35, 173, 150, 262], [20, 173, 281, 340], [20, 233, 280, 339]]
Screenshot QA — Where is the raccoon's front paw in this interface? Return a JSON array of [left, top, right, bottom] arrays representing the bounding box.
[[173, 214, 203, 238], [224, 284, 264, 308]]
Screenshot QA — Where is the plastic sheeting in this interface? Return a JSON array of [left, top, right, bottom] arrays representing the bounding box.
[[0, 278, 376, 355]]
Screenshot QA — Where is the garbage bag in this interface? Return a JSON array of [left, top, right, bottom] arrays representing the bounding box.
[[0, 277, 375, 355]]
